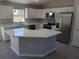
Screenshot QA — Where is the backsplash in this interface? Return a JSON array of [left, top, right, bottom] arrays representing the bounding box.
[[24, 18, 47, 24], [25, 18, 41, 23], [0, 19, 13, 24], [0, 18, 47, 25]]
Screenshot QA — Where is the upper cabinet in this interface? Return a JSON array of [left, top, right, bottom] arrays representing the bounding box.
[[36, 9, 43, 18], [0, 5, 13, 19], [25, 7, 74, 19], [25, 8, 36, 18], [42, 9, 50, 18], [25, 8, 43, 18], [54, 7, 74, 13], [41, 7, 74, 18]]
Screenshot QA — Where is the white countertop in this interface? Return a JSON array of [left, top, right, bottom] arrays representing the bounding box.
[[0, 22, 47, 27], [6, 28, 61, 38]]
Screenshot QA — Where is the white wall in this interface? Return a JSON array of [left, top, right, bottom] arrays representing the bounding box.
[[43, 0, 74, 8], [70, 0, 79, 47], [0, 28, 2, 40], [0, 5, 13, 24]]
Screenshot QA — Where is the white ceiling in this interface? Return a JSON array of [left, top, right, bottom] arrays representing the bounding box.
[[7, 0, 49, 5], [0, 0, 3, 1]]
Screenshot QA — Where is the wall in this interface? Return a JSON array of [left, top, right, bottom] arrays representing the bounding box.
[[71, 0, 79, 28], [70, 0, 79, 47], [0, 28, 2, 40], [24, 19, 41, 24], [43, 0, 74, 8], [0, 5, 13, 24], [0, 1, 43, 25]]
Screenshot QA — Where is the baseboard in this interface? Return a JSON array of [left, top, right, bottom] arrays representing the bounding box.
[[43, 48, 56, 57], [11, 47, 56, 57], [19, 48, 56, 57]]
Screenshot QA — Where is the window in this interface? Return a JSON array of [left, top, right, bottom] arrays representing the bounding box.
[[13, 9, 25, 22], [14, 28, 24, 36]]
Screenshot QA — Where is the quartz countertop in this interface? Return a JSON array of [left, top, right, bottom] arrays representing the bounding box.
[[0, 22, 47, 27], [6, 28, 61, 38]]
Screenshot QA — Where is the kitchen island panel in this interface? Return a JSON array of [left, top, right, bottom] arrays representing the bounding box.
[[11, 36, 56, 57]]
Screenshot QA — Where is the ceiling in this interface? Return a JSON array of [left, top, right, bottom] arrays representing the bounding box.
[[0, 0, 73, 6], [6, 0, 49, 5], [0, 0, 3, 1]]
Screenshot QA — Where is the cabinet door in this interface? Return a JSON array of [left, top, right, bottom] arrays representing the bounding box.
[[65, 7, 74, 12], [28, 8, 32, 18], [31, 9, 36, 18], [42, 9, 46, 18], [42, 9, 52, 18], [36, 9, 42, 18], [25, 8, 36, 18], [25, 8, 31, 18], [25, 8, 28, 18]]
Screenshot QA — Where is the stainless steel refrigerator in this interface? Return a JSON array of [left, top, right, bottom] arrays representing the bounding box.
[[55, 12, 73, 44]]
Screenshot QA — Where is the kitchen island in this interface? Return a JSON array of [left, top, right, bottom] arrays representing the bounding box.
[[6, 28, 61, 57]]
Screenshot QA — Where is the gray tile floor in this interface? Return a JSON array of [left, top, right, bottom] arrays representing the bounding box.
[[0, 41, 79, 59]]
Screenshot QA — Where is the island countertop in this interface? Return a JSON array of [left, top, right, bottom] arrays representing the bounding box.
[[6, 28, 61, 38]]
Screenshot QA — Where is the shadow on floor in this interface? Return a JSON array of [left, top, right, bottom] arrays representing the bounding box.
[[0, 41, 79, 59]]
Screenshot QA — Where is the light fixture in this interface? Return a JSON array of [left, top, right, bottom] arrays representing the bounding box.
[[49, 12, 53, 16], [35, 0, 38, 2]]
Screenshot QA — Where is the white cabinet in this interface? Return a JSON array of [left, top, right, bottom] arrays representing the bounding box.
[[25, 8, 50, 19], [41, 9, 46, 18], [42, 9, 48, 18], [42, 8, 54, 18], [54, 7, 74, 13], [25, 8, 43, 18], [25, 8, 36, 18], [36, 9, 43, 18], [0, 5, 13, 19], [41, 7, 74, 18], [25, 7, 74, 19]]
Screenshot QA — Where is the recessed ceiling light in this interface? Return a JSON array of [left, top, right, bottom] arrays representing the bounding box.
[[35, 0, 38, 2]]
